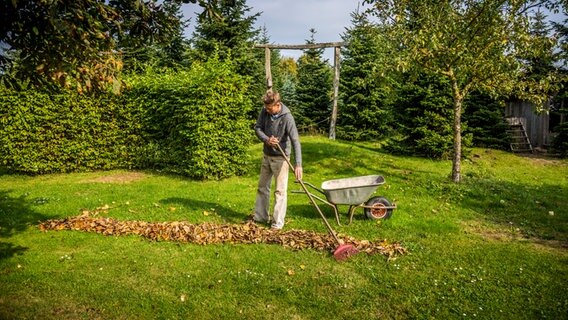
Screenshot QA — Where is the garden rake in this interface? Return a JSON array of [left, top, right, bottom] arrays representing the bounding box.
[[275, 143, 359, 261]]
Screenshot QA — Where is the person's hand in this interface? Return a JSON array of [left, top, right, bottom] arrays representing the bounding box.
[[294, 165, 303, 181], [267, 136, 279, 147]]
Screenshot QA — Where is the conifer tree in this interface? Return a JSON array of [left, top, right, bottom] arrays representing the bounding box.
[[338, 10, 394, 140], [117, 0, 189, 72], [295, 29, 333, 133], [255, 27, 285, 91], [277, 57, 300, 114], [190, 0, 264, 107]]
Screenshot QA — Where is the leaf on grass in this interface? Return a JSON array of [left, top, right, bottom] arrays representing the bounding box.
[[38, 210, 408, 258]]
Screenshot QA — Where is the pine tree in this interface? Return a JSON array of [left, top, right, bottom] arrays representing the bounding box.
[[387, 72, 465, 159], [462, 92, 510, 150], [338, 10, 394, 140], [190, 0, 264, 108], [190, 0, 258, 73], [277, 57, 300, 114], [158, 1, 191, 69], [111, 0, 189, 72], [255, 26, 284, 92], [550, 8, 568, 157], [295, 29, 333, 133]]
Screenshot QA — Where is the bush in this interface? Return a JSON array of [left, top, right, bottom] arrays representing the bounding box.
[[0, 58, 255, 179], [125, 59, 255, 179], [0, 89, 141, 174]]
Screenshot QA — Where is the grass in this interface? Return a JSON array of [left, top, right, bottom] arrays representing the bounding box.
[[1, 135, 567, 319]]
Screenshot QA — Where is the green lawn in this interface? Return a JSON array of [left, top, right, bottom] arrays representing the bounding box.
[[1, 136, 567, 319]]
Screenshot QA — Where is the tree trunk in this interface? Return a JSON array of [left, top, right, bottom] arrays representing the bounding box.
[[448, 72, 464, 183], [452, 95, 462, 183]]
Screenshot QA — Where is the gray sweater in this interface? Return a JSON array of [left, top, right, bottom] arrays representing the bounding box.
[[254, 103, 302, 166]]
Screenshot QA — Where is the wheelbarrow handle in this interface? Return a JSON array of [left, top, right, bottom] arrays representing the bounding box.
[[274, 144, 341, 245], [300, 181, 326, 195]]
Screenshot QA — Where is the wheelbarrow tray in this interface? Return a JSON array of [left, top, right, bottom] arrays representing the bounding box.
[[321, 175, 385, 205]]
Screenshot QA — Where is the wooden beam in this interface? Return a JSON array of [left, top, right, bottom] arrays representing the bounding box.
[[264, 47, 272, 89], [254, 42, 346, 50], [329, 46, 341, 140]]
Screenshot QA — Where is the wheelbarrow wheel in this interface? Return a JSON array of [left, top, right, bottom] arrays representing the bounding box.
[[365, 196, 392, 220]]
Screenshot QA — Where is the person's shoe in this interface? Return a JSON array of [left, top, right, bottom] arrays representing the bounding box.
[[270, 224, 282, 231], [245, 214, 266, 224]]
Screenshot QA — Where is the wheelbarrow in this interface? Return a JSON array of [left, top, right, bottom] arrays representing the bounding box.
[[294, 175, 396, 225]]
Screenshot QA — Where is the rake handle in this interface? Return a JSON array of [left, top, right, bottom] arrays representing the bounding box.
[[274, 144, 341, 244]]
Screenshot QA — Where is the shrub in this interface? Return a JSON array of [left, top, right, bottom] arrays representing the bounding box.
[[0, 89, 141, 174], [125, 59, 255, 179], [0, 58, 255, 179]]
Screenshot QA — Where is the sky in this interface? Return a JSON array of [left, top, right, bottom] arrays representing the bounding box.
[[181, 0, 368, 61], [180, 1, 567, 62]]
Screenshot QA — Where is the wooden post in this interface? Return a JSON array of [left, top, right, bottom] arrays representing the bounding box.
[[329, 46, 340, 140], [254, 42, 346, 139], [265, 47, 272, 90]]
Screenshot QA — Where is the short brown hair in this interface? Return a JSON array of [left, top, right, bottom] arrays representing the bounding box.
[[263, 90, 281, 106]]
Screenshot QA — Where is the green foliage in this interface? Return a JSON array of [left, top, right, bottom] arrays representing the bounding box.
[[463, 92, 510, 150], [552, 13, 568, 70], [0, 0, 117, 92], [551, 121, 568, 157], [337, 11, 395, 141], [257, 27, 286, 92], [387, 73, 472, 159], [0, 58, 254, 179], [362, 0, 565, 181], [190, 0, 265, 109], [277, 56, 300, 113], [115, 0, 190, 72], [0, 0, 185, 93], [279, 75, 300, 112], [295, 29, 333, 133], [125, 58, 254, 179], [0, 89, 142, 174]]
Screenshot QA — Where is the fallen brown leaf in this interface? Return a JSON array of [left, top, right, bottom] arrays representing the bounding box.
[[38, 210, 408, 259]]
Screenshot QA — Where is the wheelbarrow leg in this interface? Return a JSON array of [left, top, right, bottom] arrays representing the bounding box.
[[348, 205, 357, 225], [332, 205, 341, 226]]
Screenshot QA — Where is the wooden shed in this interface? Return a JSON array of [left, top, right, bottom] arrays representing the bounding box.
[[505, 99, 566, 151]]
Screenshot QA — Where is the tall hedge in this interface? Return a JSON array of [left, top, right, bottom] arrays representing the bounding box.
[[0, 89, 141, 174], [0, 59, 255, 179], [125, 59, 255, 179]]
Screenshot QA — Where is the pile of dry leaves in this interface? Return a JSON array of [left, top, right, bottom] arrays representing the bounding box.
[[39, 210, 407, 259]]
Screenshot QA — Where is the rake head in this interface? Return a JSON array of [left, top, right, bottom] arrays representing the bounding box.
[[333, 243, 359, 261]]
